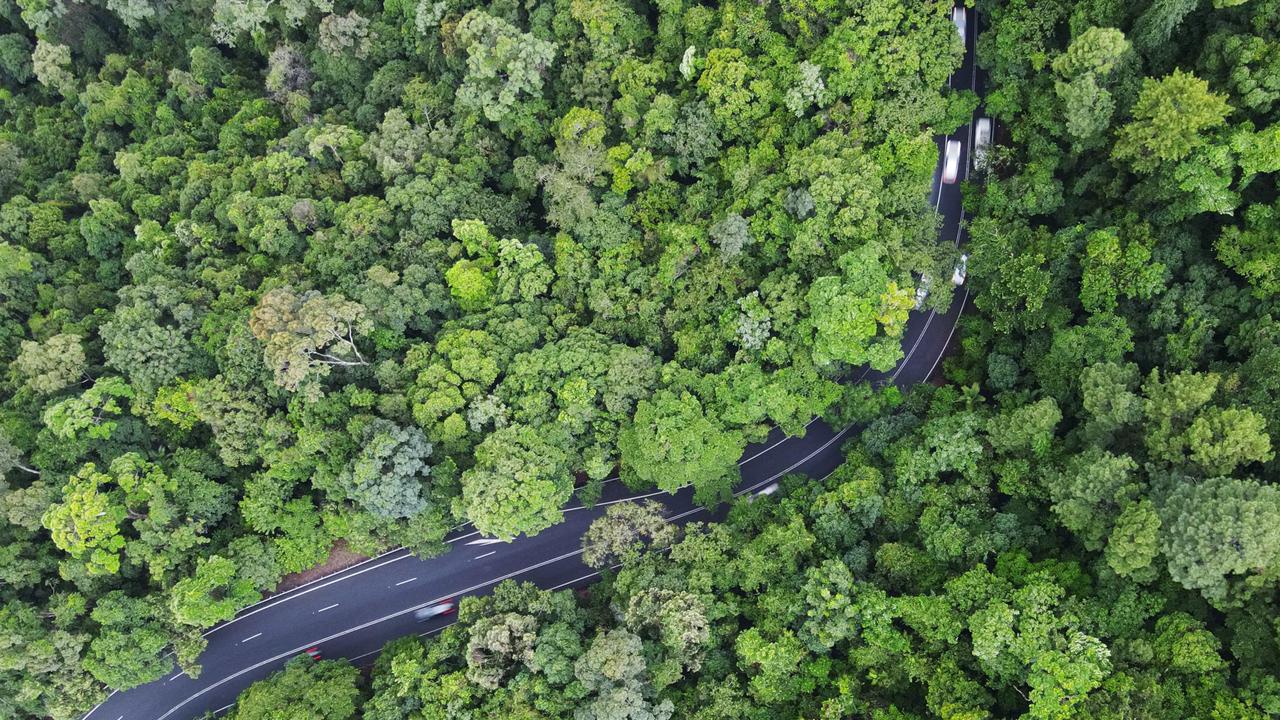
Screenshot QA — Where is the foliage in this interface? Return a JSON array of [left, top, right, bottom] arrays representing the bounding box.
[[229, 657, 362, 720], [10, 0, 1280, 718], [582, 500, 679, 568]]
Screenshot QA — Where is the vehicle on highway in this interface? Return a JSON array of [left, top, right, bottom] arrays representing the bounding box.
[[915, 274, 933, 309], [415, 598, 456, 621], [951, 6, 966, 41], [749, 483, 780, 502], [952, 253, 969, 285], [941, 139, 962, 184], [304, 647, 322, 661], [973, 117, 993, 172]]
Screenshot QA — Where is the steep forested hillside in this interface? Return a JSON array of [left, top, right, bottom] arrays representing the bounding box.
[[0, 0, 970, 716], [220, 0, 1280, 718]]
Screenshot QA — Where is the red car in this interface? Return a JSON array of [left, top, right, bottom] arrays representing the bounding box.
[[415, 598, 457, 622], [304, 647, 322, 661]]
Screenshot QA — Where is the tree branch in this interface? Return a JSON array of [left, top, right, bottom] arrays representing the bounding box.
[[309, 351, 368, 367]]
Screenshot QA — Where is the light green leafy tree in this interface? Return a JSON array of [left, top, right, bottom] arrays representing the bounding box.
[[1217, 201, 1280, 297], [41, 377, 134, 442], [1078, 228, 1164, 314], [335, 419, 432, 519], [461, 424, 573, 539], [230, 656, 362, 720], [1104, 499, 1161, 581], [1160, 476, 1280, 607], [1185, 406, 1273, 476], [12, 333, 86, 395], [1048, 450, 1143, 552], [986, 397, 1061, 459], [619, 389, 746, 506], [1052, 27, 1134, 146], [249, 287, 372, 393], [807, 243, 914, 371], [42, 464, 128, 575], [169, 555, 261, 628], [454, 10, 556, 123], [81, 592, 174, 690], [735, 627, 814, 705], [1112, 70, 1232, 173]]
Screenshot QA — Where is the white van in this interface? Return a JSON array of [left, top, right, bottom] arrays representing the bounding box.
[[973, 117, 992, 171], [941, 139, 962, 184]]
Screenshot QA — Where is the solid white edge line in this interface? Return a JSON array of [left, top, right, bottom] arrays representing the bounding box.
[[152, 397, 879, 720], [203, 548, 413, 637], [925, 286, 970, 382], [212, 546, 411, 621], [194, 414, 812, 641], [347, 463, 855, 669], [154, 547, 591, 720], [95, 21, 985, 720]]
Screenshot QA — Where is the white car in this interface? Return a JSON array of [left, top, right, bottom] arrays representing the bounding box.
[[914, 274, 933, 309], [973, 117, 992, 171], [748, 482, 780, 502], [952, 6, 967, 42], [415, 599, 456, 621], [952, 254, 969, 285], [941, 139, 962, 184]]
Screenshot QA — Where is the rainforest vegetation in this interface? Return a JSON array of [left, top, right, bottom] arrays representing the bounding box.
[[2, 0, 1280, 717]]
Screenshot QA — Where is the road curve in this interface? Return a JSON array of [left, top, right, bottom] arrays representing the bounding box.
[[85, 12, 983, 720]]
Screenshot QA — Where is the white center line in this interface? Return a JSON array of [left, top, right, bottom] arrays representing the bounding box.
[[394, 577, 417, 586], [241, 633, 262, 642], [317, 603, 340, 613], [474, 551, 497, 560]]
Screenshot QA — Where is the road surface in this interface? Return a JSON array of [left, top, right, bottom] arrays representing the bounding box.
[[84, 10, 984, 720]]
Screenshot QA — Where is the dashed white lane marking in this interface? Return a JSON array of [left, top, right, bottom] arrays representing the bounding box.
[[394, 577, 417, 586], [154, 408, 869, 720], [110, 15, 990, 701], [186, 365, 821, 644], [133, 31, 983, 718], [241, 633, 262, 642], [169, 672, 183, 681], [154, 547, 591, 720], [465, 538, 504, 546], [203, 550, 414, 636], [474, 551, 497, 560], [317, 603, 339, 613]]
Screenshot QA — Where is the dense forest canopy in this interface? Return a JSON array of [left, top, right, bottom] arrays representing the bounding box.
[[224, 0, 1280, 717], [4, 0, 1280, 717], [0, 0, 972, 716]]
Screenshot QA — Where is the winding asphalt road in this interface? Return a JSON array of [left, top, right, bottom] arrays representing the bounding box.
[[84, 11, 983, 720]]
